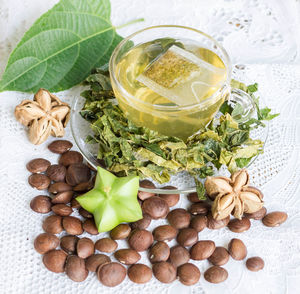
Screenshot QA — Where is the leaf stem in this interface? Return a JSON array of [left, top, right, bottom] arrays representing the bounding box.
[[115, 18, 144, 30]]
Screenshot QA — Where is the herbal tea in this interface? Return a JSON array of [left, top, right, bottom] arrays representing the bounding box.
[[113, 38, 228, 140]]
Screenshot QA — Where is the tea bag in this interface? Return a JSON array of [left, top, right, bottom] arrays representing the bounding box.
[[137, 45, 226, 106]]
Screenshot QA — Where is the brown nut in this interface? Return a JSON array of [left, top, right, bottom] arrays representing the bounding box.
[[207, 213, 230, 229], [65, 255, 88, 282], [79, 207, 93, 219], [262, 211, 288, 227], [244, 207, 267, 220], [228, 217, 251, 233], [42, 215, 63, 234], [48, 140, 73, 154], [60, 235, 79, 254], [138, 180, 156, 200], [30, 195, 52, 213], [43, 249, 67, 273], [131, 214, 151, 230], [158, 186, 179, 207], [167, 208, 191, 229], [190, 215, 207, 232], [128, 229, 153, 252], [97, 262, 126, 287], [142, 196, 169, 219], [208, 247, 230, 266], [228, 238, 247, 260], [176, 228, 198, 247], [51, 191, 74, 204], [128, 264, 152, 284], [48, 182, 72, 194], [114, 249, 141, 265], [153, 262, 176, 284], [187, 192, 202, 203], [28, 174, 51, 190], [85, 254, 111, 272], [59, 151, 83, 166], [26, 158, 51, 173], [73, 181, 94, 192], [246, 257, 265, 271], [51, 204, 72, 216], [70, 198, 81, 208], [189, 202, 210, 215], [66, 163, 91, 186], [177, 263, 200, 286], [63, 216, 83, 235], [95, 238, 118, 253], [153, 225, 177, 242], [34, 233, 59, 254], [190, 240, 216, 260], [204, 266, 228, 283], [169, 245, 190, 267], [46, 164, 66, 182], [77, 237, 94, 259], [83, 219, 99, 235], [149, 241, 170, 263], [110, 224, 131, 240]]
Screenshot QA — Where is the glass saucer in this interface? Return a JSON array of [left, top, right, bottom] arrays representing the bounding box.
[[71, 95, 268, 195]]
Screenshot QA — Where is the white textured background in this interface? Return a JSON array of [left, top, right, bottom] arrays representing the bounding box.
[[1, 0, 300, 294]]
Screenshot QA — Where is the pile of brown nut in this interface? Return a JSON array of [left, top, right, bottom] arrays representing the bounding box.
[[28, 140, 288, 287]]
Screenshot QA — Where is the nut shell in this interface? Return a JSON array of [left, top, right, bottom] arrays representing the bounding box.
[[63, 216, 83, 235], [244, 207, 267, 220], [190, 240, 215, 260], [51, 204, 72, 216], [85, 254, 111, 272], [228, 217, 251, 233], [97, 262, 126, 287], [110, 224, 131, 240], [207, 213, 230, 229], [153, 262, 176, 283], [83, 219, 99, 235], [66, 163, 91, 186], [138, 180, 156, 200], [142, 196, 169, 219], [204, 266, 228, 283], [59, 151, 83, 166], [26, 158, 51, 173], [42, 215, 63, 234], [262, 211, 288, 227], [190, 215, 207, 232], [30, 195, 52, 213], [51, 191, 74, 204], [48, 140, 73, 154], [28, 174, 51, 190], [114, 249, 141, 265], [187, 192, 202, 203], [95, 238, 118, 253], [46, 164, 66, 182], [77, 237, 94, 259], [60, 235, 79, 254], [228, 238, 247, 260], [128, 229, 153, 252], [167, 208, 191, 229], [128, 264, 152, 284], [158, 186, 179, 207], [65, 255, 88, 282], [149, 241, 170, 263], [43, 249, 67, 273], [131, 214, 151, 230], [208, 247, 230, 266], [189, 202, 210, 215], [153, 225, 177, 242], [176, 228, 198, 247], [246, 257, 264, 271], [177, 263, 200, 286], [34, 233, 59, 254], [169, 245, 190, 267], [48, 182, 72, 194]]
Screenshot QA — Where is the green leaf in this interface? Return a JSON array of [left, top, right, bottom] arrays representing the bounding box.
[[0, 0, 122, 93], [247, 83, 258, 93]]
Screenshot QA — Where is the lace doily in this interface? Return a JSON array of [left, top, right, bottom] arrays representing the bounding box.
[[1, 0, 300, 294]]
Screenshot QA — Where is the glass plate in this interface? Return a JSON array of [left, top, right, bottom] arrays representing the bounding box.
[[71, 95, 268, 194]]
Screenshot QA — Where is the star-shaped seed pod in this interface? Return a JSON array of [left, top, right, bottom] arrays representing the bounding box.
[[205, 169, 264, 220], [14, 88, 70, 144], [76, 167, 142, 232]]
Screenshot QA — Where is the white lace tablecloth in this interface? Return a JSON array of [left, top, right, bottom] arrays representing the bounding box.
[[1, 1, 300, 294]]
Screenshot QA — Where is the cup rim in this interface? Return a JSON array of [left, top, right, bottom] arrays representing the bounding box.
[[109, 24, 232, 111]]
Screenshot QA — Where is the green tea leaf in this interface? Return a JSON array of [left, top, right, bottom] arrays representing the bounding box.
[[0, 0, 123, 93]]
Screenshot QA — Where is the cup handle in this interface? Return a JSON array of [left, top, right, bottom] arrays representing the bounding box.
[[228, 88, 256, 122]]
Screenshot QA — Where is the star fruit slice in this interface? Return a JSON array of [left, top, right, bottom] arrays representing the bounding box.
[[76, 167, 142, 232]]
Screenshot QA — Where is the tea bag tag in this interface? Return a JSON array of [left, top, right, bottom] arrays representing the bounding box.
[[137, 45, 226, 106]]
